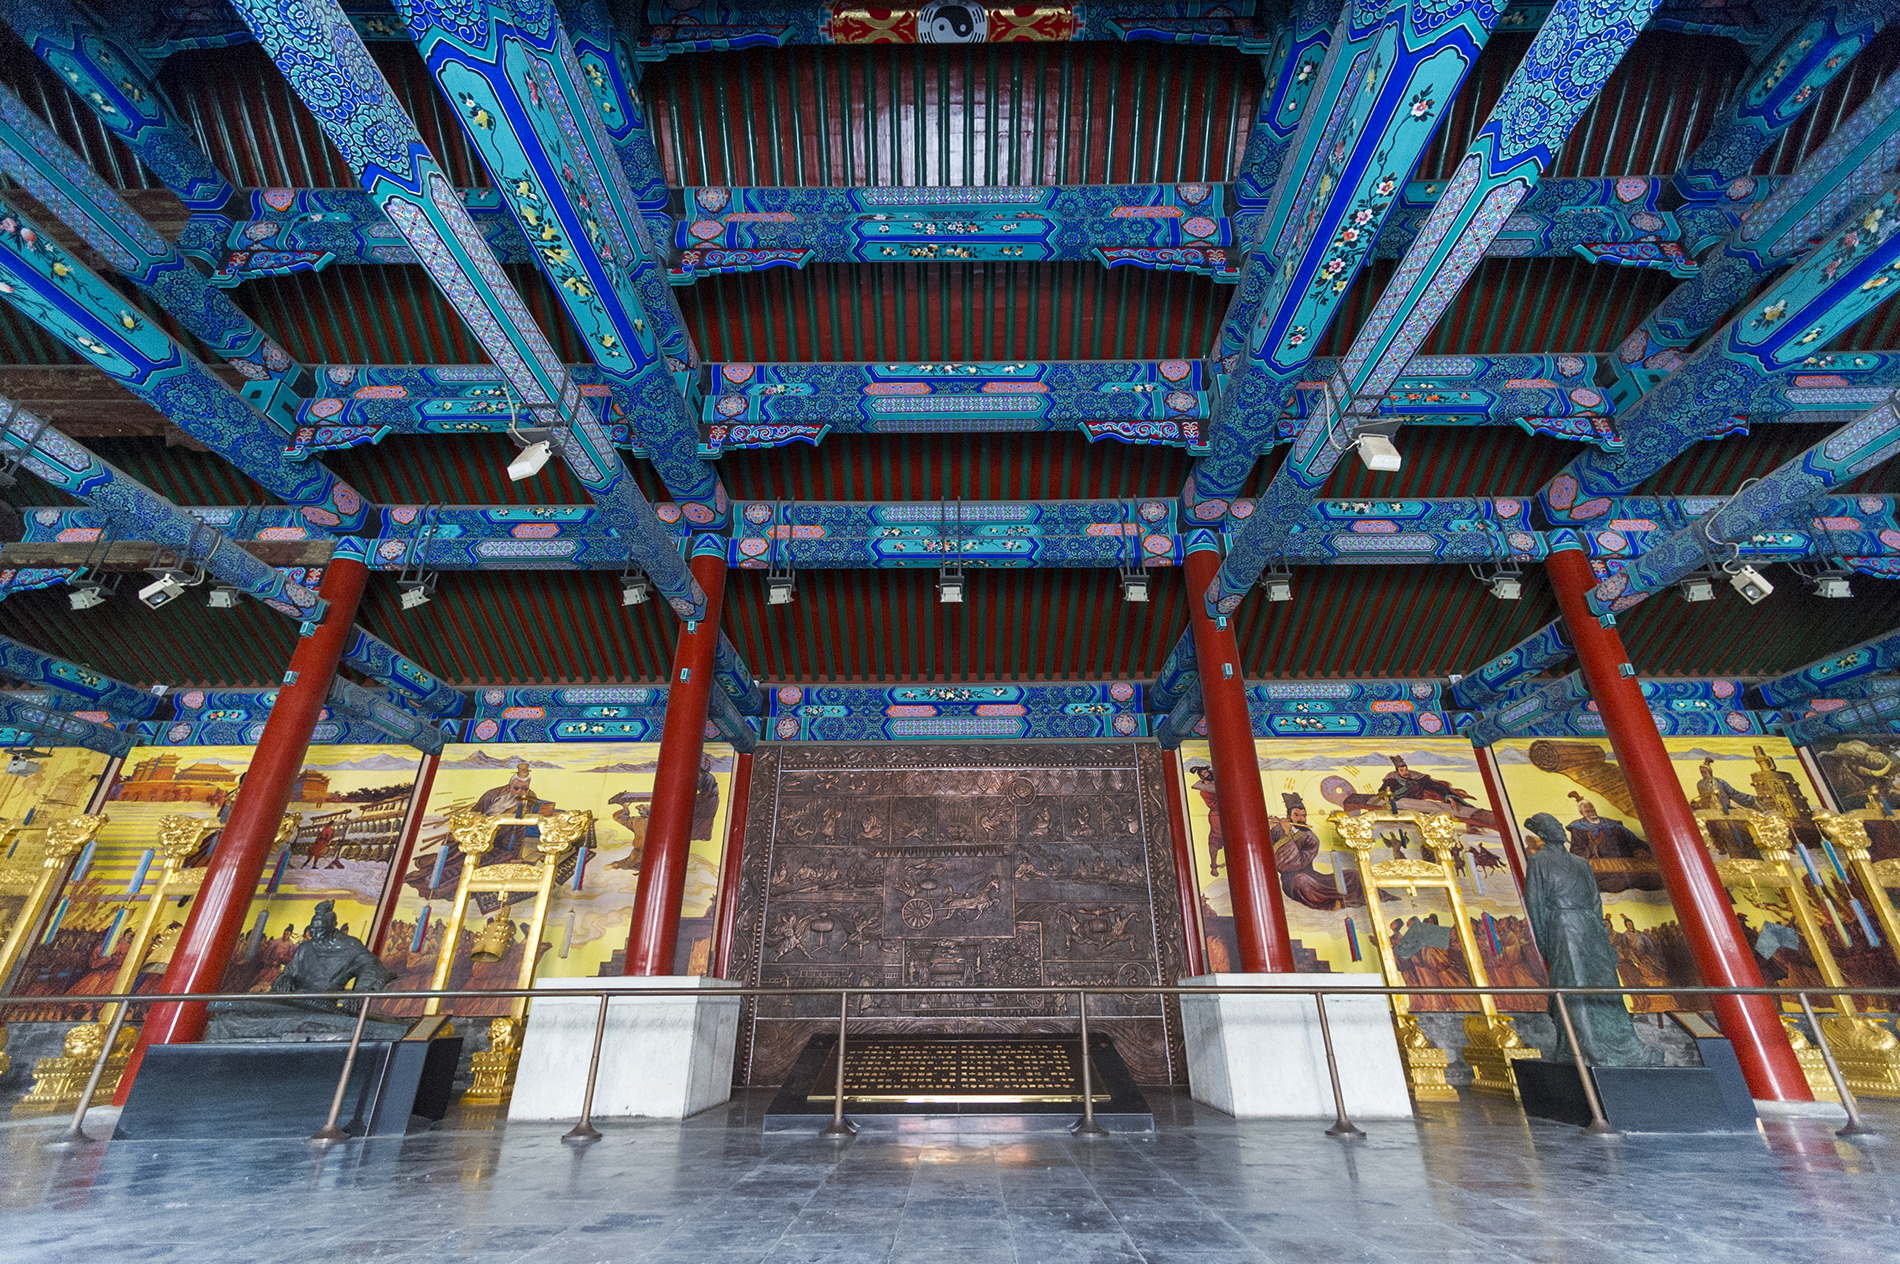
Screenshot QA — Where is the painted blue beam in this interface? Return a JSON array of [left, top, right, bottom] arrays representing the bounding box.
[[1759, 625, 1900, 708], [1449, 619, 1572, 710], [399, 0, 721, 511], [0, 692, 135, 756], [231, 0, 709, 621], [1544, 174, 1900, 524], [339, 625, 466, 718], [1188, 1, 1506, 512], [326, 676, 447, 753], [1149, 629, 1197, 713], [556, 0, 675, 246], [0, 398, 330, 621], [1155, 676, 1202, 749], [1209, 0, 1656, 617], [1782, 689, 1900, 744], [0, 633, 156, 718], [0, 193, 370, 531]]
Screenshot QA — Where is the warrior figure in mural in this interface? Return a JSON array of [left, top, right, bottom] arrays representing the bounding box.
[[1190, 765, 1224, 877], [1694, 757, 1757, 812], [1270, 792, 1366, 911], [1563, 792, 1649, 859], [1521, 814, 1658, 1066]]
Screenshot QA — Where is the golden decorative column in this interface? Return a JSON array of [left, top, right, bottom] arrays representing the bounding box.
[[0, 816, 106, 1093], [1813, 811, 1900, 973], [1698, 809, 1900, 1100], [427, 808, 592, 1104]]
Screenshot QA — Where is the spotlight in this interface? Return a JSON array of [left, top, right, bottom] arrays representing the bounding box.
[[399, 575, 436, 610], [68, 583, 108, 611], [1729, 565, 1773, 604], [937, 567, 965, 604], [621, 573, 651, 606], [1812, 574, 1853, 599], [1678, 575, 1716, 603], [138, 571, 189, 610], [507, 439, 552, 482], [1118, 567, 1149, 603], [1355, 433, 1402, 472], [1488, 575, 1522, 601], [207, 585, 241, 608], [767, 565, 796, 606], [7, 755, 40, 777], [1264, 575, 1293, 603]]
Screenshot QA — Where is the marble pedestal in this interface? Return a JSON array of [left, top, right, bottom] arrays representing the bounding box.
[[507, 976, 742, 1121], [1179, 973, 1414, 1119]]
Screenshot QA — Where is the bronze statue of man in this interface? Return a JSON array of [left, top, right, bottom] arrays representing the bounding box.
[[1521, 813, 1658, 1066], [270, 899, 395, 1009]]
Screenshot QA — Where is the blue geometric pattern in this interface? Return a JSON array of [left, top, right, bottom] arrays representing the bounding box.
[[1758, 625, 1900, 708]]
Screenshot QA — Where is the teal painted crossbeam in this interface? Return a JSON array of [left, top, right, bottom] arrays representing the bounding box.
[[326, 676, 446, 754], [1758, 625, 1900, 708], [0, 634, 157, 720]]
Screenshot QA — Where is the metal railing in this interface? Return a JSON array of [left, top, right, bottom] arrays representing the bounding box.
[[6, 981, 1894, 1147]]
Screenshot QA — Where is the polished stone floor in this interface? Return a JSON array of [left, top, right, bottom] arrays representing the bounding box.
[[2, 1091, 1895, 1264]]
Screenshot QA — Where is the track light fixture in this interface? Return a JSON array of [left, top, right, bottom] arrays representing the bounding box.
[[207, 585, 241, 609], [1727, 564, 1773, 605], [399, 575, 436, 610], [507, 439, 551, 482], [1471, 560, 1523, 601], [1354, 432, 1402, 472], [68, 582, 109, 611], [937, 565, 965, 604], [767, 567, 796, 605], [1813, 574, 1853, 599], [1118, 567, 1149, 603], [620, 571, 652, 606], [1678, 574, 1716, 603]]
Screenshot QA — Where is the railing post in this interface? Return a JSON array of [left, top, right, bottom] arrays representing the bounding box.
[[820, 989, 855, 1138], [1552, 991, 1617, 1136], [1315, 992, 1364, 1139], [46, 998, 134, 1147], [1072, 987, 1109, 1138], [310, 1002, 372, 1144], [562, 993, 610, 1143], [1797, 992, 1876, 1140]]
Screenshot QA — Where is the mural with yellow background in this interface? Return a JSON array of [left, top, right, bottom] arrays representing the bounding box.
[[1, 746, 114, 987], [1490, 734, 1900, 1010], [1176, 738, 1546, 1010], [374, 742, 736, 1014]]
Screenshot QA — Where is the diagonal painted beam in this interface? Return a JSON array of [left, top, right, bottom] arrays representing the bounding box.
[[706, 676, 757, 752], [1148, 628, 1199, 714], [0, 191, 370, 531], [230, 0, 708, 620], [0, 633, 157, 718], [1612, 65, 1900, 407], [1675, 0, 1890, 198], [0, 82, 312, 405], [326, 676, 447, 753], [1587, 393, 1900, 614], [1782, 689, 1900, 745], [0, 692, 134, 756], [1759, 625, 1900, 707], [0, 0, 238, 216], [1783, 676, 1900, 706], [399, 0, 720, 511], [1465, 669, 1592, 747], [555, 0, 674, 245], [338, 625, 466, 718], [1188, 0, 1506, 513], [713, 633, 763, 715], [1544, 175, 1900, 525], [1154, 676, 1203, 750], [0, 397, 329, 621], [1209, 0, 1656, 616], [1448, 618, 1573, 710]]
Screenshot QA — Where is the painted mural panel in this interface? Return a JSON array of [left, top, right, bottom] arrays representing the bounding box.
[[0, 747, 114, 981], [1492, 735, 1899, 1010], [6, 745, 421, 1018], [1176, 738, 1546, 1012], [374, 743, 736, 1015]]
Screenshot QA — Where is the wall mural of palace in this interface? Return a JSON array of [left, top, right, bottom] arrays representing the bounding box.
[[729, 742, 1189, 1086]]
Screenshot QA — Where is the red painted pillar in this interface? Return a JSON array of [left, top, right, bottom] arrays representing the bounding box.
[[1546, 545, 1809, 1102], [625, 553, 727, 976], [116, 557, 371, 1098], [1185, 548, 1294, 973], [1161, 752, 1208, 979], [1474, 746, 1528, 895], [710, 750, 753, 979]]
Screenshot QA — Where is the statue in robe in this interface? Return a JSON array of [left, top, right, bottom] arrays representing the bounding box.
[[1521, 813, 1658, 1067], [207, 900, 405, 1041]]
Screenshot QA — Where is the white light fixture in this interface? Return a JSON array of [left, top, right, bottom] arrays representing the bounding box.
[[1355, 433, 1402, 472], [1119, 567, 1149, 603], [937, 567, 965, 604], [1488, 574, 1522, 600], [138, 571, 188, 610], [1264, 574, 1293, 603], [399, 575, 436, 610], [507, 439, 552, 482], [7, 755, 41, 777], [1678, 575, 1715, 603], [1728, 565, 1774, 604], [1812, 574, 1853, 599], [207, 585, 241, 608], [620, 573, 651, 606], [767, 571, 796, 605], [68, 583, 108, 611]]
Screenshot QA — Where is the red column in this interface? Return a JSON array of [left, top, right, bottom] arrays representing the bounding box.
[[1474, 746, 1527, 895], [710, 750, 753, 979], [1161, 752, 1208, 978], [1546, 545, 1809, 1102], [1185, 548, 1294, 973], [116, 557, 371, 1098], [625, 553, 727, 976]]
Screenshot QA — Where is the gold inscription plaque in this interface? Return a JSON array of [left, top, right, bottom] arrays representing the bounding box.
[[808, 1037, 1108, 1103]]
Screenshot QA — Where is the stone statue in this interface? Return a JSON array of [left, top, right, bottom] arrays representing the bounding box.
[[1521, 813, 1659, 1067], [207, 901, 407, 1042]]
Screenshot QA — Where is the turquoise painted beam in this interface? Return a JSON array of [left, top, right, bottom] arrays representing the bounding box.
[[325, 677, 447, 754], [0, 82, 312, 410], [1612, 66, 1900, 407], [706, 678, 757, 752], [398, 0, 720, 511], [1587, 394, 1900, 615], [1465, 669, 1591, 746], [1544, 174, 1900, 525], [229, 0, 709, 621], [556, 0, 674, 241], [1675, 0, 1890, 198], [0, 398, 329, 621], [1208, 0, 1657, 616], [0, 190, 370, 531], [1782, 690, 1900, 744], [1149, 629, 1197, 714], [1187, 0, 1506, 510], [0, 0, 238, 215], [1155, 676, 1202, 750], [338, 624, 465, 718], [1448, 619, 1572, 710], [1758, 625, 1900, 708], [0, 633, 156, 718], [1784, 676, 1900, 706], [0, 693, 135, 757]]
